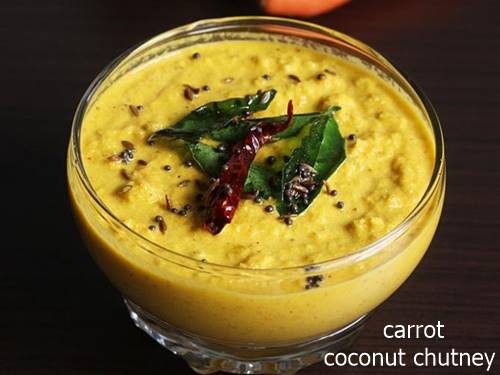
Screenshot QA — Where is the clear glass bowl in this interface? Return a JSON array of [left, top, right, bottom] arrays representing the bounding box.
[[67, 16, 445, 374]]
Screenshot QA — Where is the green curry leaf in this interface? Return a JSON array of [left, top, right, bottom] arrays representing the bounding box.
[[277, 111, 346, 216], [148, 90, 276, 143], [187, 142, 225, 177], [206, 106, 341, 143], [243, 164, 278, 199]]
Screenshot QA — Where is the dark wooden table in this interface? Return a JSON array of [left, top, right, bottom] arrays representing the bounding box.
[[2, 1, 499, 374]]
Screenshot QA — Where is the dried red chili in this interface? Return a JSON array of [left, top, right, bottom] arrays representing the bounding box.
[[204, 100, 294, 234]]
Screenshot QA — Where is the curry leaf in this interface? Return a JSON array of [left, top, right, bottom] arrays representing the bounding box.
[[187, 142, 225, 176], [243, 164, 278, 199], [148, 90, 276, 143], [277, 111, 346, 216], [276, 106, 340, 140], [207, 106, 340, 143]]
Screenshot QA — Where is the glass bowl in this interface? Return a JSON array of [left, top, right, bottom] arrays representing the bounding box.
[[67, 16, 445, 375]]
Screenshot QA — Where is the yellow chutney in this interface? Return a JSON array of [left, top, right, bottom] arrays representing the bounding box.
[[69, 40, 444, 345]]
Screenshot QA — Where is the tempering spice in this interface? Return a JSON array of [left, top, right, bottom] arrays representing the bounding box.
[[165, 194, 172, 210], [283, 163, 318, 211], [305, 275, 324, 289], [264, 205, 274, 213], [304, 265, 319, 272], [117, 184, 133, 194], [178, 179, 191, 188], [121, 169, 132, 180], [121, 140, 135, 151], [107, 154, 122, 162], [159, 220, 167, 233], [317, 73, 327, 80], [128, 105, 143, 117], [184, 85, 200, 101], [108, 141, 135, 164]]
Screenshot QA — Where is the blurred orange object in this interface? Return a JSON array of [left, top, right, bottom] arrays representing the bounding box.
[[260, 0, 351, 17]]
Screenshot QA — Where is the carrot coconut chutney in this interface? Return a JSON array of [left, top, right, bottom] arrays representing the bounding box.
[[70, 40, 443, 344]]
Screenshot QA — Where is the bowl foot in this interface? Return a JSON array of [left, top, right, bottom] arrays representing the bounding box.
[[125, 298, 369, 374]]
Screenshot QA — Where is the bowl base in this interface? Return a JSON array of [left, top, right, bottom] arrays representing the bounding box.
[[124, 298, 369, 374]]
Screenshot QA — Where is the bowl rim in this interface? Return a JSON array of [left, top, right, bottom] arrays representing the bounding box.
[[69, 16, 445, 274]]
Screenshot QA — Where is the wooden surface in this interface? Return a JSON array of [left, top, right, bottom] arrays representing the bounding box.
[[1, 0, 499, 373]]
